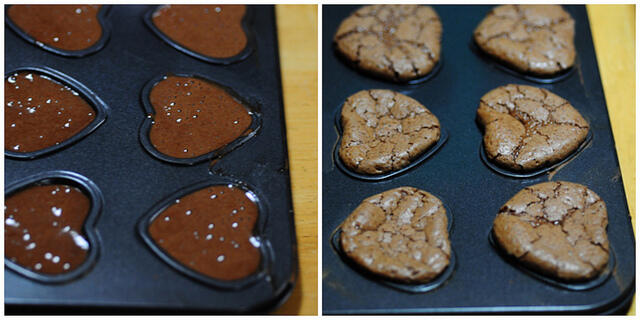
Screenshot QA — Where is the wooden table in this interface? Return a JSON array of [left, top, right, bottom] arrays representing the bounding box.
[[271, 4, 634, 315], [587, 5, 635, 315]]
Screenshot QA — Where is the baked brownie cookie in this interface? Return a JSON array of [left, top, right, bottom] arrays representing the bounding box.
[[493, 181, 609, 281], [339, 89, 440, 175], [334, 5, 442, 82], [474, 5, 575, 76], [340, 187, 450, 283], [477, 84, 589, 171]]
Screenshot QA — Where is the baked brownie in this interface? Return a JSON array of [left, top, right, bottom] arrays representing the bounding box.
[[474, 5, 575, 76], [339, 89, 440, 175], [477, 84, 589, 171], [340, 186, 450, 283], [493, 181, 609, 281], [334, 5, 442, 82]]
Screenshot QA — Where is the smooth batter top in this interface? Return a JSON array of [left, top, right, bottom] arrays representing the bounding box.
[[339, 89, 440, 175], [148, 76, 253, 159], [148, 185, 261, 281], [152, 5, 248, 59], [493, 181, 609, 281], [477, 84, 589, 171], [474, 5, 576, 75], [8, 5, 103, 51], [334, 5, 442, 82], [5, 72, 96, 154], [340, 187, 450, 283], [5, 184, 91, 275]]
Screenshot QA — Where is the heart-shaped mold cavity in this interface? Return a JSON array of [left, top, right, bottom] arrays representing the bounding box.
[[6, 5, 111, 57], [334, 89, 447, 180], [139, 73, 260, 165], [5, 67, 109, 159], [473, 5, 576, 77], [476, 84, 589, 174], [138, 178, 271, 289], [145, 5, 253, 64], [4, 171, 102, 283]]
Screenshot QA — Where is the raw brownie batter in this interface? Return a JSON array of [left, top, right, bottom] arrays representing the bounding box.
[[339, 89, 440, 175], [8, 5, 103, 51], [152, 5, 248, 59], [477, 84, 589, 171], [148, 185, 261, 281], [334, 5, 442, 82], [147, 75, 253, 159], [340, 187, 450, 283], [5, 184, 91, 274], [474, 5, 576, 76], [5, 72, 96, 154], [493, 181, 609, 281]]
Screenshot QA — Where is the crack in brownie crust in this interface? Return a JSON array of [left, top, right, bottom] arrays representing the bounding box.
[[334, 5, 442, 82], [340, 187, 450, 283], [474, 5, 576, 75], [493, 181, 609, 281], [477, 84, 589, 171], [339, 89, 440, 175]]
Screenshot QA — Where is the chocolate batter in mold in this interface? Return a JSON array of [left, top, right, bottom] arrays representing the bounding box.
[[138, 178, 272, 289], [5, 67, 109, 159], [4, 171, 102, 283], [330, 186, 455, 293], [145, 5, 254, 64], [333, 90, 448, 181], [472, 5, 576, 83], [139, 74, 260, 165], [477, 84, 591, 178], [6, 5, 111, 57], [490, 181, 614, 290]]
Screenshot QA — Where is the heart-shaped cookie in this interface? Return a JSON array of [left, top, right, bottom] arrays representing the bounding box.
[[493, 181, 609, 281], [146, 184, 262, 281], [477, 84, 589, 172], [340, 186, 451, 283], [334, 5, 442, 82], [339, 89, 440, 175], [5, 70, 105, 157], [474, 5, 576, 76]]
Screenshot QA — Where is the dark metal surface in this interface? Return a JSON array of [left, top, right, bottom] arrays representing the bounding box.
[[322, 5, 635, 314], [5, 5, 297, 313]]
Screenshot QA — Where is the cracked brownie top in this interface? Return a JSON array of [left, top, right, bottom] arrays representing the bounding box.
[[339, 89, 440, 175], [474, 5, 576, 76], [340, 186, 450, 283], [493, 181, 609, 281], [477, 84, 589, 172], [334, 5, 442, 82]]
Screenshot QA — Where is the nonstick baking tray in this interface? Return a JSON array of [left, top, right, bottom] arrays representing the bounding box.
[[322, 5, 635, 314], [5, 5, 297, 313]]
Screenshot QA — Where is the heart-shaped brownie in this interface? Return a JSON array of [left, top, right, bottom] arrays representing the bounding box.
[[493, 181, 609, 281], [334, 5, 442, 82], [8, 5, 104, 52], [477, 84, 589, 172], [340, 186, 451, 283], [147, 184, 261, 281], [5, 71, 100, 156], [151, 5, 248, 60], [474, 5, 575, 76], [339, 89, 440, 175]]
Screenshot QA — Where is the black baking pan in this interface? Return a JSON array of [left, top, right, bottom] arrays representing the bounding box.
[[5, 5, 297, 314], [322, 5, 634, 314]]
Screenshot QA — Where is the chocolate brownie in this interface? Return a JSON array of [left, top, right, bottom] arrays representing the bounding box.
[[477, 84, 589, 171], [474, 5, 576, 76], [493, 181, 609, 281], [340, 187, 450, 283], [339, 89, 440, 175], [334, 5, 442, 82]]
